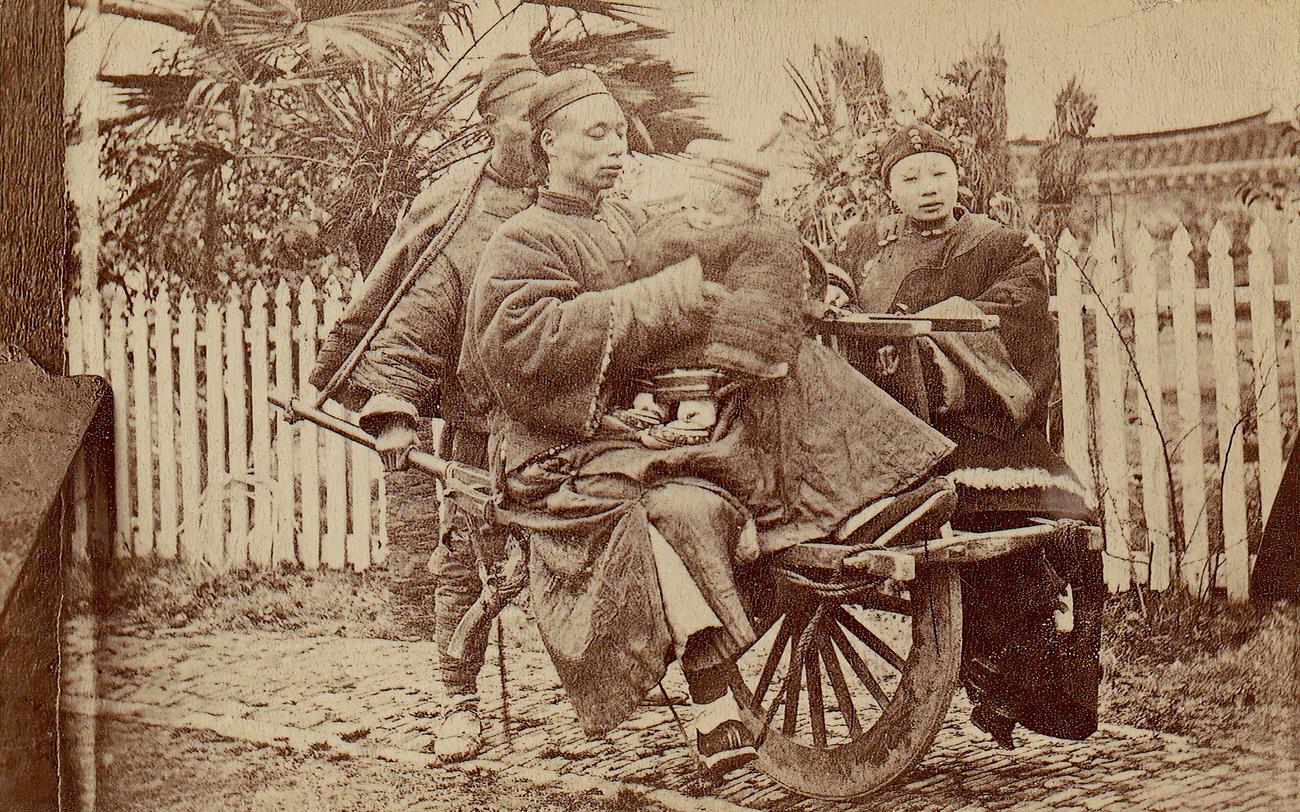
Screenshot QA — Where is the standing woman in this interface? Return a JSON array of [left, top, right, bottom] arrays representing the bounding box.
[[835, 123, 1104, 749]]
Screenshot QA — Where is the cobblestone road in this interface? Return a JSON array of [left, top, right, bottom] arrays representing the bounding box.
[[64, 614, 1297, 811]]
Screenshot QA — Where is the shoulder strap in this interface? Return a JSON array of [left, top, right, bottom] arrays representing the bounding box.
[[314, 162, 488, 409]]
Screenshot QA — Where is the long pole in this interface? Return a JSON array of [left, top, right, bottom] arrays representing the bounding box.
[[268, 394, 457, 483]]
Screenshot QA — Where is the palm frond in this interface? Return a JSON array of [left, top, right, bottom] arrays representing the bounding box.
[[531, 23, 719, 153], [523, 0, 652, 25]]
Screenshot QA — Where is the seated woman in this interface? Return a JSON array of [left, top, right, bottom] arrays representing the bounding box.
[[833, 122, 1104, 749]]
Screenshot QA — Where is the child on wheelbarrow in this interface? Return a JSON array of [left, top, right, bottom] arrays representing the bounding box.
[[604, 139, 960, 555]]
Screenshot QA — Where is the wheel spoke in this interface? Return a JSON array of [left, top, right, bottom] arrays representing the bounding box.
[[783, 616, 815, 736], [751, 614, 794, 712], [827, 621, 890, 710], [855, 590, 912, 616], [805, 641, 827, 747], [835, 606, 906, 672], [819, 633, 862, 736]]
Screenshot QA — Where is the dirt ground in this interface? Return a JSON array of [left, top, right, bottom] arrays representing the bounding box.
[[95, 717, 632, 812], [95, 556, 1300, 763]]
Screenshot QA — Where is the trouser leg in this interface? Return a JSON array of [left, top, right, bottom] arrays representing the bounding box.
[[433, 426, 491, 700], [433, 504, 486, 699]]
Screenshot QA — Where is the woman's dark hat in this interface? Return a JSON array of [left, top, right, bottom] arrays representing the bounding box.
[[879, 123, 959, 181]]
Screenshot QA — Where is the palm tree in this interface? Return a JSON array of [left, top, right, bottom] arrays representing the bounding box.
[[1034, 77, 1098, 262], [925, 34, 1015, 221], [768, 38, 895, 248], [770, 35, 1017, 251], [72, 0, 715, 294]]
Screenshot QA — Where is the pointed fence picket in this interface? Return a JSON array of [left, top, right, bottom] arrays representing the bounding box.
[[176, 291, 202, 562], [319, 279, 349, 570], [154, 286, 179, 558], [1089, 229, 1135, 591], [224, 292, 250, 565], [297, 278, 323, 569], [1208, 224, 1250, 600], [248, 282, 274, 566], [346, 272, 373, 572], [106, 291, 131, 558], [272, 281, 298, 565], [1247, 222, 1284, 522], [1055, 231, 1093, 494], [128, 292, 155, 556], [203, 299, 227, 566], [67, 296, 90, 560], [1129, 228, 1172, 591], [63, 218, 1298, 599], [1168, 228, 1211, 596]]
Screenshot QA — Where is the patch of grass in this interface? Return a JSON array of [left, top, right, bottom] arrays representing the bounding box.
[[93, 557, 400, 640], [1101, 589, 1300, 755]]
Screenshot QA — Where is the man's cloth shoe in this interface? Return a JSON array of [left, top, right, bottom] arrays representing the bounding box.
[[693, 689, 757, 773], [433, 705, 483, 763], [696, 720, 757, 773]]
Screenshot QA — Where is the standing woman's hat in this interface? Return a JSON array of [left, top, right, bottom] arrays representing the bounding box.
[[528, 68, 614, 128], [879, 122, 960, 181], [476, 53, 543, 112]]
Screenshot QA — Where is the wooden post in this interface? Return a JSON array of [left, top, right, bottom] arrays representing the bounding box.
[[319, 279, 348, 570], [1129, 227, 1171, 590], [1289, 217, 1300, 419], [203, 298, 227, 566], [1247, 220, 1283, 521], [153, 285, 179, 558], [1169, 228, 1210, 596], [1208, 222, 1249, 600], [106, 289, 132, 558], [1090, 230, 1133, 591], [272, 281, 298, 566], [176, 290, 202, 563], [1055, 230, 1094, 493], [296, 278, 322, 569], [224, 288, 249, 565]]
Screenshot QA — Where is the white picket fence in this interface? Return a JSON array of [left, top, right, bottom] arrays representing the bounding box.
[[65, 217, 1298, 598], [1056, 218, 1298, 600], [66, 273, 389, 571]]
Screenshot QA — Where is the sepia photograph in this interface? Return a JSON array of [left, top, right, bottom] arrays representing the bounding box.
[[1, 0, 1298, 808]]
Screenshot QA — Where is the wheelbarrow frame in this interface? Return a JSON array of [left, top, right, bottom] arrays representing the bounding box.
[[270, 277, 1101, 801]]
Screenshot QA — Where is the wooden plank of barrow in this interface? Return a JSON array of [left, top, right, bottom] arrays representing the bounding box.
[[775, 521, 1102, 579]]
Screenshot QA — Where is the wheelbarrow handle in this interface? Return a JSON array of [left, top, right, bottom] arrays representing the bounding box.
[[268, 394, 455, 482]]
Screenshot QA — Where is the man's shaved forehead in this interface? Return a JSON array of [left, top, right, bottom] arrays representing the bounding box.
[[545, 95, 625, 132]]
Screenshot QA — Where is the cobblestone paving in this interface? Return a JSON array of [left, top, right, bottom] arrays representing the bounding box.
[[66, 613, 1298, 811]]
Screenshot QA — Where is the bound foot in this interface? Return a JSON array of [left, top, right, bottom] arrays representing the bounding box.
[[433, 702, 483, 763], [971, 703, 1017, 749], [640, 421, 711, 450]]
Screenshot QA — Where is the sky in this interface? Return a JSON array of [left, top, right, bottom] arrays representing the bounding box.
[[646, 0, 1300, 141], [75, 0, 1300, 142]]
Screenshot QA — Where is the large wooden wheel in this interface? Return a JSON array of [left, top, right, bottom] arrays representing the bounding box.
[[732, 564, 962, 800]]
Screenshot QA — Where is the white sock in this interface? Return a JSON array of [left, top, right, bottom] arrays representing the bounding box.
[[693, 688, 741, 735]]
